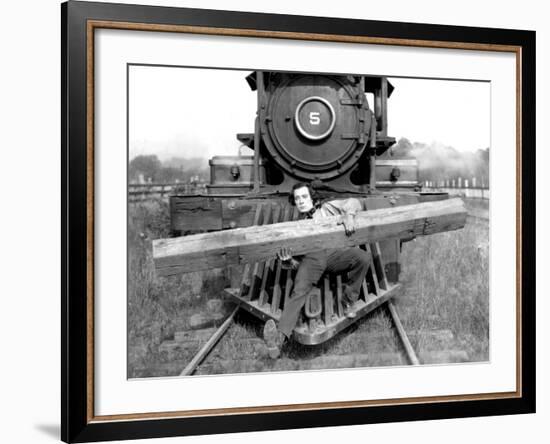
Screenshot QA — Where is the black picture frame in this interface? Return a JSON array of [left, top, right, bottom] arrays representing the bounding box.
[[61, 1, 536, 442]]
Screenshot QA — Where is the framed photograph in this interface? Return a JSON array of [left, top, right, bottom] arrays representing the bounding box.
[[62, 1, 535, 442]]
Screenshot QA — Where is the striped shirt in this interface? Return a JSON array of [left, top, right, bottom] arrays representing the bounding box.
[[304, 198, 363, 221]]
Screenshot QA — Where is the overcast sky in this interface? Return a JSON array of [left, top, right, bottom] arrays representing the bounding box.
[[128, 65, 490, 161]]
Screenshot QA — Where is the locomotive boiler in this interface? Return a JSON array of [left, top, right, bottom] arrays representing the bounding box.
[[166, 71, 453, 346]]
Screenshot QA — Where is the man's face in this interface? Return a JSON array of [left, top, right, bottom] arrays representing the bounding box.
[[294, 186, 314, 213]]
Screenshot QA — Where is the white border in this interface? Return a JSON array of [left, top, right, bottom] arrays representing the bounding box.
[[95, 29, 516, 416]]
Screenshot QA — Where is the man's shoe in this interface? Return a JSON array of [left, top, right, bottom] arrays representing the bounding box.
[[263, 319, 285, 359], [342, 284, 358, 319], [343, 302, 357, 319]]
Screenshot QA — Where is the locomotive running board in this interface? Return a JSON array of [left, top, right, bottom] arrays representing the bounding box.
[[224, 283, 401, 345]]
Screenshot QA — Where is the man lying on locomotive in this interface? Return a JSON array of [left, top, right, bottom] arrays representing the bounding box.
[[263, 182, 372, 358]]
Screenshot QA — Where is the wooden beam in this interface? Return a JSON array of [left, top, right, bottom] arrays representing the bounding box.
[[153, 198, 466, 276]]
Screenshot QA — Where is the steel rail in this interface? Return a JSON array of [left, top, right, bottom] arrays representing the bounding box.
[[386, 299, 420, 365], [180, 306, 240, 376]]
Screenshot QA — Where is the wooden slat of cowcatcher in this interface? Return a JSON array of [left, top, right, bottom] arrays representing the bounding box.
[[270, 205, 293, 315], [258, 205, 282, 307], [238, 203, 263, 299], [248, 203, 272, 300]]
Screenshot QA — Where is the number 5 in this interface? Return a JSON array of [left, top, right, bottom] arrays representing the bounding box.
[[309, 112, 320, 125]]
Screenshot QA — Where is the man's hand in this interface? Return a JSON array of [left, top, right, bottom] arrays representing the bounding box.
[[339, 214, 357, 236], [277, 247, 293, 262], [277, 247, 299, 269]]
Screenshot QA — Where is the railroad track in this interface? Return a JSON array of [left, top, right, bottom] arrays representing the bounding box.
[[144, 295, 470, 378], [186, 299, 419, 375]]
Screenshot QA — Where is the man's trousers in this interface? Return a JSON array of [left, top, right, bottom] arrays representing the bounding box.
[[277, 247, 371, 338]]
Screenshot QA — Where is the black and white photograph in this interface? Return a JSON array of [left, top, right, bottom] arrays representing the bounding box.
[[1, 0, 545, 441], [127, 65, 490, 378]]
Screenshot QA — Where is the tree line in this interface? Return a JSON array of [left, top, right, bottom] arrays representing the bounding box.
[[129, 154, 209, 184]]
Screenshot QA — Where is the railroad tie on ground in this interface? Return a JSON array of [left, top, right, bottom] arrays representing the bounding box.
[[153, 198, 467, 276]]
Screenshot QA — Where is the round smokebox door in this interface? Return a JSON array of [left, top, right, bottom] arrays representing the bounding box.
[[294, 96, 336, 141], [264, 75, 363, 179]]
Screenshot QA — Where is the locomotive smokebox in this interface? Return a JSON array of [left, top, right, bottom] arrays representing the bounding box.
[[261, 75, 371, 182]]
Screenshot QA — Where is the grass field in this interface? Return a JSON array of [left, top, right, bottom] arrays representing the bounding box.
[[127, 197, 489, 377], [127, 200, 228, 377], [397, 210, 489, 363]]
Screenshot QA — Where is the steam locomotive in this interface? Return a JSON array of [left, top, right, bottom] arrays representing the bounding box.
[[169, 71, 448, 345]]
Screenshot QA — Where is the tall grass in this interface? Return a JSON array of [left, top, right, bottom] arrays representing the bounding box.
[[127, 199, 227, 378], [398, 206, 489, 361]]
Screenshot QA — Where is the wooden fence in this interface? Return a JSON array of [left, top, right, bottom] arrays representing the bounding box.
[[128, 182, 207, 202], [129, 178, 489, 202], [423, 177, 489, 200]]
